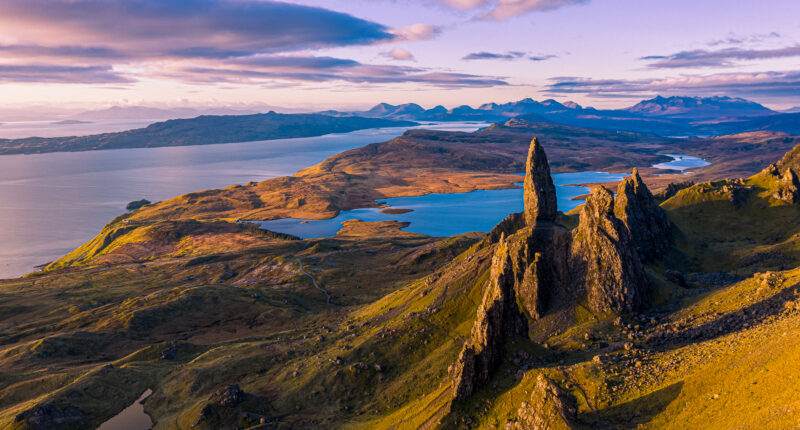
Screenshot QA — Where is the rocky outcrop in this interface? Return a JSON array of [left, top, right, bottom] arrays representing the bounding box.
[[508, 374, 579, 430], [450, 235, 528, 400], [524, 138, 558, 225], [572, 186, 649, 314], [773, 168, 800, 204], [192, 384, 269, 428], [14, 403, 87, 430], [451, 138, 571, 401], [614, 168, 673, 261], [452, 138, 651, 403]]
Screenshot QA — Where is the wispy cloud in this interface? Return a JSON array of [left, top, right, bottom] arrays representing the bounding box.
[[463, 51, 526, 60], [435, 0, 589, 20], [151, 54, 508, 88], [0, 64, 131, 83], [708, 32, 781, 47], [642, 45, 800, 68], [483, 0, 590, 20], [546, 70, 800, 99], [462, 51, 556, 61]]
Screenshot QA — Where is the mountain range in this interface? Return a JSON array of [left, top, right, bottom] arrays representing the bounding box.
[[322, 95, 800, 136]]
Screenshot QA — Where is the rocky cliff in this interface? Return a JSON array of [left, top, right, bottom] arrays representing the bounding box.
[[571, 186, 649, 314], [614, 168, 673, 261], [449, 236, 528, 400]]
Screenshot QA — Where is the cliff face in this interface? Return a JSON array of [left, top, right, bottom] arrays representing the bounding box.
[[571, 186, 649, 314], [450, 236, 528, 400], [614, 168, 673, 261]]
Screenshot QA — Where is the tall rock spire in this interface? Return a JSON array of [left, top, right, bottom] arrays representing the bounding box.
[[524, 138, 558, 225]]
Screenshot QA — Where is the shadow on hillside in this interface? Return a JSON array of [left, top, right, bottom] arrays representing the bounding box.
[[580, 381, 683, 429], [651, 282, 800, 349]]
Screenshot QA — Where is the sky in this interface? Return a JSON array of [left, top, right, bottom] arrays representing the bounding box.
[[0, 0, 799, 113]]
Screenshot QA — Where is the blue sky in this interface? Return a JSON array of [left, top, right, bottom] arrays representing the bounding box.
[[0, 0, 798, 111]]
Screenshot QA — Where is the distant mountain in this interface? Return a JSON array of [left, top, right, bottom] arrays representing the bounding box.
[[321, 98, 588, 122], [322, 95, 798, 137], [0, 112, 416, 155], [625, 96, 774, 119], [782, 106, 800, 114]]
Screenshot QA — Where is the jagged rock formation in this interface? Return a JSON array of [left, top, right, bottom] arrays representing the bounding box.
[[451, 138, 569, 401], [762, 144, 800, 204], [524, 138, 558, 224], [450, 235, 528, 400], [614, 168, 673, 261], [571, 186, 649, 314], [508, 374, 579, 430], [451, 138, 650, 402]]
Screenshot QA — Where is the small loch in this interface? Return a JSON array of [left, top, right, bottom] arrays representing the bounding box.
[[96, 389, 153, 430]]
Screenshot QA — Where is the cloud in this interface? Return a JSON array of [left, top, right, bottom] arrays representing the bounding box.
[[529, 54, 557, 61], [463, 51, 525, 60], [708, 32, 781, 47], [642, 45, 800, 68], [388, 24, 442, 42], [545, 70, 800, 99], [433, 0, 587, 19], [381, 48, 416, 61], [164, 55, 508, 88], [0, 0, 394, 57], [484, 0, 590, 20], [0, 64, 130, 83], [463, 51, 555, 61], [0, 44, 126, 59], [439, 0, 493, 9], [0, 1, 475, 87]]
